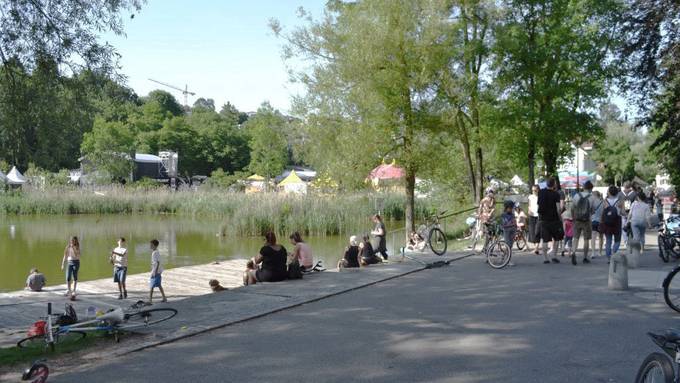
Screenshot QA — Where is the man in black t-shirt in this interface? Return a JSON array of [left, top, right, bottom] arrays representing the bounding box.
[[538, 178, 564, 264]]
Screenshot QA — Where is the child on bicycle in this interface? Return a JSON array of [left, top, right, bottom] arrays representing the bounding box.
[[501, 201, 517, 253]]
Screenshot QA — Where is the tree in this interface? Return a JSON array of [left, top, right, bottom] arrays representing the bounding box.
[[0, 0, 142, 74], [621, 0, 680, 186], [193, 98, 215, 112], [80, 118, 135, 180], [244, 103, 289, 181], [273, 1, 453, 234], [493, 0, 620, 185]]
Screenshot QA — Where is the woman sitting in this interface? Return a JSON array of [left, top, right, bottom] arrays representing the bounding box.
[[359, 234, 381, 266], [289, 232, 314, 271], [243, 231, 288, 285], [338, 235, 361, 269]]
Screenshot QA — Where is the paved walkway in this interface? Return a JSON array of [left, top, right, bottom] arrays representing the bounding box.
[[45, 234, 680, 383]]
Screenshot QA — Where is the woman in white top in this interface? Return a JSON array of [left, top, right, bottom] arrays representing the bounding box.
[[289, 232, 313, 270], [628, 193, 651, 249], [527, 185, 541, 254], [60, 236, 81, 298]]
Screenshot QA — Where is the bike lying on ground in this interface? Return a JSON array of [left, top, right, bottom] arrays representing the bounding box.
[[658, 215, 680, 263], [415, 210, 448, 256], [17, 302, 178, 351], [635, 330, 680, 382], [479, 222, 512, 269]]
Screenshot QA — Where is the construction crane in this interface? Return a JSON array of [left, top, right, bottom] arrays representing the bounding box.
[[148, 78, 196, 107]]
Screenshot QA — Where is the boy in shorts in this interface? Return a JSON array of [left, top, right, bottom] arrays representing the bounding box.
[[111, 237, 128, 299], [149, 239, 167, 304]]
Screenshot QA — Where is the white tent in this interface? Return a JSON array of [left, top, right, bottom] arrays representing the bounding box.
[[510, 175, 526, 187], [6, 166, 27, 185]]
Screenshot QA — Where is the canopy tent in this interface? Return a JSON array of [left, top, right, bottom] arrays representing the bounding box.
[[278, 170, 307, 194], [247, 174, 265, 181], [368, 162, 405, 180], [6, 166, 27, 185]]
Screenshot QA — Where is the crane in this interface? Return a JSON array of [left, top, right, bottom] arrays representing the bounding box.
[[148, 78, 196, 107]]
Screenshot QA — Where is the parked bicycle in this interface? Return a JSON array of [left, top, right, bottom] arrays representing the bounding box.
[[659, 215, 680, 263], [415, 210, 448, 256], [513, 228, 527, 251], [479, 222, 512, 269], [17, 302, 178, 351], [635, 330, 680, 382]]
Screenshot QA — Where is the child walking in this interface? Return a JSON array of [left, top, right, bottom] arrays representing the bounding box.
[[149, 239, 167, 304], [562, 209, 574, 261], [111, 237, 128, 299], [61, 236, 81, 299]]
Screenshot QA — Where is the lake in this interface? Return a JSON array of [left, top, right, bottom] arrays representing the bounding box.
[[0, 215, 412, 292]]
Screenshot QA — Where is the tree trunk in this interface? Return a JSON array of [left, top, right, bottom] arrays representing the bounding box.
[[405, 169, 416, 238], [456, 114, 477, 203], [542, 142, 559, 178], [528, 138, 536, 187], [475, 146, 484, 203]]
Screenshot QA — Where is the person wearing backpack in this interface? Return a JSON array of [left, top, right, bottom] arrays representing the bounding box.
[[620, 181, 637, 245], [571, 181, 595, 265], [600, 186, 624, 262]]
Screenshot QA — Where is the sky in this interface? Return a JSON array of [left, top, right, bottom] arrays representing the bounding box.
[[103, 0, 326, 113]]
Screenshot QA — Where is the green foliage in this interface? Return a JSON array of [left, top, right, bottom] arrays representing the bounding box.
[[80, 118, 136, 181], [245, 102, 290, 179], [205, 169, 247, 190]]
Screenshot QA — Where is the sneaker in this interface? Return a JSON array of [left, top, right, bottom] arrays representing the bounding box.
[[161, 298, 167, 303], [551, 258, 560, 264], [123, 291, 128, 299], [543, 260, 550, 264], [571, 253, 577, 265], [583, 258, 590, 264], [64, 290, 71, 297], [561, 251, 566, 257], [118, 294, 123, 300]]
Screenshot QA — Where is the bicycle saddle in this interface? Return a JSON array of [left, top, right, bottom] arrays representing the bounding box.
[[650, 329, 680, 344]]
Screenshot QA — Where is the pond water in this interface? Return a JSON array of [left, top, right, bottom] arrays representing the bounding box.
[[0, 215, 413, 292]]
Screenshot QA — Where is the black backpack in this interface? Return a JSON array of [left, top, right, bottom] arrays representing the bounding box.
[[574, 192, 591, 222], [603, 199, 620, 227]]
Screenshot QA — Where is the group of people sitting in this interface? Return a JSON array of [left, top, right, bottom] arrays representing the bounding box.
[[243, 215, 390, 284]]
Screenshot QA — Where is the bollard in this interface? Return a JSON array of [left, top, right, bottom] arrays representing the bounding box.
[[608, 252, 628, 290], [627, 239, 641, 269]]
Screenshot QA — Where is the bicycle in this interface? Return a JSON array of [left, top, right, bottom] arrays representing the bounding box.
[[415, 210, 448, 256], [479, 222, 512, 269], [662, 265, 680, 314], [513, 227, 527, 251], [17, 302, 178, 351], [658, 215, 680, 263], [635, 330, 680, 382]]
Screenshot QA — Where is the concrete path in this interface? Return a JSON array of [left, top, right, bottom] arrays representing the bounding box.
[[47, 241, 680, 383]]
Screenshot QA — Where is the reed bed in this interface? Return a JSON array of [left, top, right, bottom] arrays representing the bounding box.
[[0, 188, 438, 236]]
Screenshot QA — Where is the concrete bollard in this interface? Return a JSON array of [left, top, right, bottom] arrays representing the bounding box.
[[608, 252, 628, 290], [627, 239, 641, 269]]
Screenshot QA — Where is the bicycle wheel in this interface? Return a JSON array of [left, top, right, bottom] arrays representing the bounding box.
[[670, 237, 680, 259], [120, 308, 178, 329], [429, 228, 447, 256], [659, 235, 670, 263], [663, 267, 680, 313], [487, 240, 511, 269], [17, 331, 86, 350], [634, 352, 674, 383], [515, 234, 527, 251]]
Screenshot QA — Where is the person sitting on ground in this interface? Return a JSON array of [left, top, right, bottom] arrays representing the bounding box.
[[25, 268, 46, 292], [338, 235, 361, 269], [243, 231, 288, 285], [289, 232, 314, 271], [359, 234, 381, 266], [209, 279, 227, 292], [405, 231, 426, 252]]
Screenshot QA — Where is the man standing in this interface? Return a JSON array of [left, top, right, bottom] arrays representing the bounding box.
[[620, 181, 637, 244], [571, 181, 595, 265], [538, 178, 563, 264]]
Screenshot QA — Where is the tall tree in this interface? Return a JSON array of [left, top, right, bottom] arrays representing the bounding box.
[[273, 0, 452, 234], [621, 0, 680, 186], [494, 0, 620, 185], [244, 103, 289, 181]]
